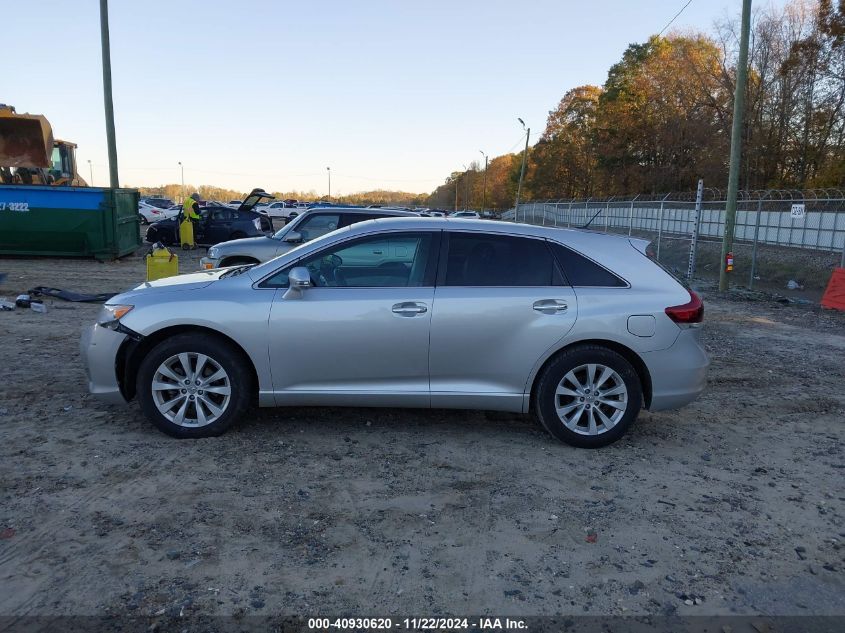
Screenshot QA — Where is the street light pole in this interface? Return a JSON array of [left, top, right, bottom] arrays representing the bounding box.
[[99, 0, 119, 188], [479, 151, 488, 214], [327, 166, 331, 199], [87, 160, 93, 186], [462, 164, 470, 211], [514, 118, 530, 216], [719, 0, 752, 292], [178, 161, 184, 201], [454, 173, 459, 212]]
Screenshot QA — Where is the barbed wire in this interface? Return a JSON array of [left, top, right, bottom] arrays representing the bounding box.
[[522, 188, 845, 204]]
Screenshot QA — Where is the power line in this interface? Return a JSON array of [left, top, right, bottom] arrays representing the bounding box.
[[658, 0, 694, 36]]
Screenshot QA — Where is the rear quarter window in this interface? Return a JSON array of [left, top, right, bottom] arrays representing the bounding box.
[[548, 241, 627, 287]]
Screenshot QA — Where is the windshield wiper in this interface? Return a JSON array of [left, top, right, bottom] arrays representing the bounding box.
[[219, 264, 255, 278]]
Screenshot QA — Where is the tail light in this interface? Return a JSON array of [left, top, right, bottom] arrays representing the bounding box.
[[665, 289, 703, 326]]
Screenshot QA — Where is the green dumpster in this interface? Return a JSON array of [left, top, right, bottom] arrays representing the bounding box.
[[0, 185, 141, 259]]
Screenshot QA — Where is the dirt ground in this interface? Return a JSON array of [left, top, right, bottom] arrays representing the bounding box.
[[0, 247, 843, 619]]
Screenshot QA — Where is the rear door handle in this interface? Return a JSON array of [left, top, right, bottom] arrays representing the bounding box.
[[533, 299, 568, 314], [392, 301, 428, 316]]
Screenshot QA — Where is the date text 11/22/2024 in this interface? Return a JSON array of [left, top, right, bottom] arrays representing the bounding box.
[[307, 618, 528, 630]]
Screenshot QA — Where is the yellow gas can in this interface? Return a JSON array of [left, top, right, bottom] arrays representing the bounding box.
[[179, 218, 195, 249], [146, 244, 179, 281]]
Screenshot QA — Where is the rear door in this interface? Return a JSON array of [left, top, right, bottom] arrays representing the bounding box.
[[429, 231, 577, 408], [202, 207, 234, 243]]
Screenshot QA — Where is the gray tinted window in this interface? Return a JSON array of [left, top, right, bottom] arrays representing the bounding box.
[[445, 233, 554, 287], [548, 242, 626, 287], [298, 214, 341, 241], [264, 232, 435, 288]]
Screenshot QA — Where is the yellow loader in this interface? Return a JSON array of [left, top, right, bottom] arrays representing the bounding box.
[[0, 104, 87, 186]]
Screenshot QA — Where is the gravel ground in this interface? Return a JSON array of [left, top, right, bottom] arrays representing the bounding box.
[[0, 249, 843, 618]]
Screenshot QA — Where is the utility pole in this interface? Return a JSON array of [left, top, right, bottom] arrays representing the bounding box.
[[479, 150, 488, 214], [719, 0, 752, 291], [454, 174, 459, 212], [514, 118, 530, 215], [178, 161, 184, 200], [99, 0, 119, 188], [462, 164, 470, 211], [87, 160, 93, 186]]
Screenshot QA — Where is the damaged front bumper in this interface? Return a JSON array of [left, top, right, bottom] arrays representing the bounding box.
[[80, 323, 130, 405]]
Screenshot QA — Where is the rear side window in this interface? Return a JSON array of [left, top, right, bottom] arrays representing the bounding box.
[[444, 233, 555, 287], [548, 242, 626, 287]]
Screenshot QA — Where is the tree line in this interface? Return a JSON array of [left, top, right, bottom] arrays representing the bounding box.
[[133, 183, 427, 207], [426, 0, 845, 209]]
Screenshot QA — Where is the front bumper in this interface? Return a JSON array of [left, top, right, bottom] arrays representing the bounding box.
[[641, 327, 709, 411], [199, 256, 220, 270], [80, 324, 129, 405]]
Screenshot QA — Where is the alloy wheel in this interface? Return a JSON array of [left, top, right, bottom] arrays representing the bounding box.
[[554, 363, 628, 436], [151, 352, 231, 427]]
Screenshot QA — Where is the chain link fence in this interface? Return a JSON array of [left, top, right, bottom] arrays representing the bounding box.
[[501, 189, 845, 299]]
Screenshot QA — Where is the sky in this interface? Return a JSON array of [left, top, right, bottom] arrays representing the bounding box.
[[4, 0, 780, 196]]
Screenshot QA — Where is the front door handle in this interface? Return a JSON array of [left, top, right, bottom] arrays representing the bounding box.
[[392, 301, 428, 316], [533, 299, 568, 314]]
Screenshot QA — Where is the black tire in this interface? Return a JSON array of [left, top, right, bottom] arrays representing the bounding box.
[[139, 214, 149, 225], [230, 231, 247, 240], [533, 345, 642, 448], [136, 333, 252, 438]]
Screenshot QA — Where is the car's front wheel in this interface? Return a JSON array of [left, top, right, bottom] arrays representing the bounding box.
[[534, 345, 642, 448], [136, 333, 252, 438]]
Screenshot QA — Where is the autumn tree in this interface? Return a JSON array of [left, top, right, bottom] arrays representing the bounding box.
[[526, 85, 602, 198]]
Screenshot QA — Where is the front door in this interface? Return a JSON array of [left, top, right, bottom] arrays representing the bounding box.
[[266, 230, 440, 407], [429, 231, 578, 410]]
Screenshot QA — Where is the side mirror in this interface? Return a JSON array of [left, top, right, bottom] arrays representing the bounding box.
[[283, 266, 311, 300], [289, 266, 311, 289], [284, 230, 302, 243]]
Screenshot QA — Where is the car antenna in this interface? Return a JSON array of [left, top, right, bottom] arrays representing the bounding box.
[[579, 208, 603, 229]]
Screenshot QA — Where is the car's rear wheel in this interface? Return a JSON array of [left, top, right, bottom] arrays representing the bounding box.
[[136, 333, 252, 438], [138, 214, 149, 225], [534, 345, 642, 448]]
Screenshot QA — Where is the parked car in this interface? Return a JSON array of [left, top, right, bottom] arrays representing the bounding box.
[[227, 200, 243, 207], [264, 201, 300, 221], [451, 211, 481, 219], [200, 207, 418, 269], [138, 200, 178, 225], [81, 218, 708, 446], [145, 188, 274, 246], [144, 204, 268, 246], [141, 197, 174, 209]]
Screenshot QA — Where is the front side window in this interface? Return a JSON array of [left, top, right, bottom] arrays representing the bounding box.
[[263, 232, 436, 288], [444, 233, 555, 287], [297, 213, 341, 241]]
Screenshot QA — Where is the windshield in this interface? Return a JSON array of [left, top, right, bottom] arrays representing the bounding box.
[[272, 220, 296, 240]]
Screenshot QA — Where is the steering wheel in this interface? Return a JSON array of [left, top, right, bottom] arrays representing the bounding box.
[[314, 254, 344, 286]]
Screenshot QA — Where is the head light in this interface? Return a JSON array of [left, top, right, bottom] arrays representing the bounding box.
[[98, 304, 134, 329], [207, 246, 219, 258]]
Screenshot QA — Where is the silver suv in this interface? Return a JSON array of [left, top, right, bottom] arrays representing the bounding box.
[[200, 207, 418, 269], [81, 218, 708, 447]]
